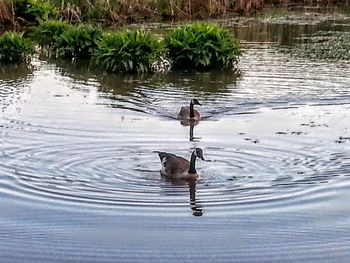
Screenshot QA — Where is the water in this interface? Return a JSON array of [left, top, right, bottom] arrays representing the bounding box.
[[1, 12, 350, 262]]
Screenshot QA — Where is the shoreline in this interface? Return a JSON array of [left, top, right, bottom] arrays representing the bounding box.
[[0, 1, 349, 30]]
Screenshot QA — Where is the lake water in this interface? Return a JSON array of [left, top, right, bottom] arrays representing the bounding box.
[[1, 9, 350, 262]]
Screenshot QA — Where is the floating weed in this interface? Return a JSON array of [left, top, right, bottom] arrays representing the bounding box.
[[281, 31, 350, 61]]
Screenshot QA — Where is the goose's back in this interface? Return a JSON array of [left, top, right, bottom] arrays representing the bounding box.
[[177, 106, 200, 120], [159, 152, 190, 178]]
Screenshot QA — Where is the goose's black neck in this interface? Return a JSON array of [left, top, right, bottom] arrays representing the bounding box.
[[188, 151, 197, 174], [189, 101, 195, 118]]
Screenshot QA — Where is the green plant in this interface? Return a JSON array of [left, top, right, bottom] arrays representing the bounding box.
[[14, 0, 58, 24], [54, 24, 102, 58], [165, 23, 241, 70], [93, 30, 165, 73], [34, 20, 71, 47], [0, 31, 34, 63]]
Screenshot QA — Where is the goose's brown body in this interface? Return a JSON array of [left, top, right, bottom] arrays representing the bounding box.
[[178, 107, 200, 121], [158, 148, 204, 180], [177, 99, 201, 121]]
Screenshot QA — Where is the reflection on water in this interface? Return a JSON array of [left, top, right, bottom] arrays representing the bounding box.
[[1, 45, 350, 217], [189, 181, 203, 216], [179, 119, 200, 141], [227, 7, 350, 45], [1, 12, 350, 262], [0, 63, 34, 112]]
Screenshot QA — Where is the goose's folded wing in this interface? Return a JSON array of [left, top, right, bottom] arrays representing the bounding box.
[[165, 155, 190, 176]]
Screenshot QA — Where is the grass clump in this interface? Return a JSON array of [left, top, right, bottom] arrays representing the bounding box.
[[0, 32, 34, 63], [165, 23, 241, 70], [54, 24, 102, 58], [93, 30, 165, 73], [34, 20, 71, 47]]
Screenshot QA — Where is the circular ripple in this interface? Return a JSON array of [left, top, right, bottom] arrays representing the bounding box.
[[1, 125, 348, 217], [0, 49, 349, 217]]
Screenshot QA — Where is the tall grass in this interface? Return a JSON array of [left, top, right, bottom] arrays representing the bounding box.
[[4, 0, 348, 25], [0, 1, 14, 26]]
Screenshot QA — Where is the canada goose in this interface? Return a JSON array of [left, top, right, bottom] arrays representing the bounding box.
[[178, 99, 201, 121], [157, 148, 205, 180]]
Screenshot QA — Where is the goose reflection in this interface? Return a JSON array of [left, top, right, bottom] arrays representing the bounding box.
[[180, 119, 200, 142], [161, 178, 203, 217], [188, 180, 203, 217]]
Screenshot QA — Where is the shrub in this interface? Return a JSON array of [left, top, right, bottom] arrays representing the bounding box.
[[93, 30, 165, 73], [164, 23, 241, 70], [34, 20, 71, 47], [14, 0, 58, 24], [54, 24, 103, 58], [0, 32, 34, 63]]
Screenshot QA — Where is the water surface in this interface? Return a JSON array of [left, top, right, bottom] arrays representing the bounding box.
[[1, 11, 350, 262]]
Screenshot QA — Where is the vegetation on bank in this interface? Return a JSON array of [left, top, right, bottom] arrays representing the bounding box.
[[0, 32, 34, 63], [54, 24, 102, 57], [0, 0, 349, 27], [0, 21, 241, 73], [165, 23, 240, 70], [14, 0, 58, 24], [93, 30, 165, 73], [34, 20, 71, 47]]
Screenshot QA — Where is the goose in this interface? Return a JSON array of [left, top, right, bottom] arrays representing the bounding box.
[[157, 148, 205, 180], [178, 99, 201, 121]]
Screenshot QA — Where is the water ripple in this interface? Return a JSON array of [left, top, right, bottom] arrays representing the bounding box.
[[0, 46, 349, 218]]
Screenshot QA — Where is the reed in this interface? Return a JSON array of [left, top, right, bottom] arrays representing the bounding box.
[[4, 0, 350, 24], [0, 1, 15, 26]]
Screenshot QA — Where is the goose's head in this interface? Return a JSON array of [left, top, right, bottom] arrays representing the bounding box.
[[193, 148, 205, 161], [191, 99, 201, 106]]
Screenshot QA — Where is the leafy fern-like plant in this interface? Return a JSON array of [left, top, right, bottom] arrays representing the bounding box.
[[165, 23, 241, 70], [14, 0, 58, 24], [0, 32, 34, 63], [93, 30, 165, 73], [54, 24, 103, 58], [34, 20, 71, 47]]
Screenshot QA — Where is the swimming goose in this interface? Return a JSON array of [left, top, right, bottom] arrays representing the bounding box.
[[157, 148, 205, 180], [178, 99, 201, 121]]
